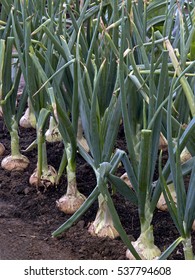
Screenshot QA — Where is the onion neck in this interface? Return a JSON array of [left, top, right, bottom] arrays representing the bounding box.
[[10, 117, 21, 157], [65, 143, 77, 196], [66, 163, 77, 196], [140, 196, 153, 233], [139, 197, 157, 250], [183, 237, 194, 260], [28, 98, 36, 128], [97, 193, 113, 226], [139, 224, 155, 248], [37, 134, 48, 182]]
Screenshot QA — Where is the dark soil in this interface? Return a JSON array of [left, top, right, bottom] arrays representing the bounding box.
[[0, 117, 194, 260]]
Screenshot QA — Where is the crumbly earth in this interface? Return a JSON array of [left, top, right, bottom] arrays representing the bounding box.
[[0, 118, 194, 260]]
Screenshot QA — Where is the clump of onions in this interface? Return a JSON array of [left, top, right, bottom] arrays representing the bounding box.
[[0, 142, 5, 156], [45, 116, 62, 143], [19, 99, 36, 129], [88, 194, 119, 239]]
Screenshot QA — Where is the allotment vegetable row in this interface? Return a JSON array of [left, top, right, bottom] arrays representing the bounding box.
[[0, 0, 195, 260]]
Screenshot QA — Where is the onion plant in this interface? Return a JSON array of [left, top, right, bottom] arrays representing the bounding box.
[[159, 95, 195, 260], [48, 86, 87, 214], [29, 108, 58, 189], [9, 1, 67, 186], [114, 1, 165, 259], [0, 39, 5, 156], [111, 0, 193, 259], [158, 10, 195, 253], [153, 1, 195, 214], [77, 59, 122, 239], [74, 1, 124, 239], [51, 0, 141, 259], [0, 37, 29, 171], [26, 2, 89, 212]]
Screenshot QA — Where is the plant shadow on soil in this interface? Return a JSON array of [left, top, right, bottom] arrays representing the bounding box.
[[0, 117, 195, 260]]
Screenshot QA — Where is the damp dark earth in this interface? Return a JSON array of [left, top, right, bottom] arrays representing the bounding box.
[[0, 117, 195, 260]]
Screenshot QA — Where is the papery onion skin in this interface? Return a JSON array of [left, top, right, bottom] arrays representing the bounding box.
[[126, 228, 161, 260], [88, 222, 119, 239], [29, 165, 57, 189], [126, 239, 161, 260], [56, 192, 86, 214], [120, 172, 133, 189], [19, 107, 36, 129], [126, 224, 161, 260], [45, 128, 62, 143], [157, 184, 177, 212], [1, 154, 29, 171], [88, 194, 119, 239], [45, 116, 62, 143]]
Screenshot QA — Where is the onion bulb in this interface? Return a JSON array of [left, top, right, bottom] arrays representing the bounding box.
[[56, 173, 86, 214], [180, 147, 192, 163], [19, 99, 36, 129], [45, 116, 62, 143], [120, 172, 133, 189], [159, 132, 168, 150], [88, 194, 119, 239], [157, 183, 177, 211], [29, 165, 57, 189], [56, 191, 86, 215], [126, 226, 161, 260], [1, 154, 29, 171]]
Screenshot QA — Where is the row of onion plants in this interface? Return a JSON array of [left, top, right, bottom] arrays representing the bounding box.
[[0, 0, 195, 260]]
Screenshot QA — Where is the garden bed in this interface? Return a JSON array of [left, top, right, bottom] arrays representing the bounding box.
[[0, 117, 194, 260]]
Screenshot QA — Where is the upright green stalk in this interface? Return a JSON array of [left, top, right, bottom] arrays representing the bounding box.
[[29, 109, 57, 190], [56, 142, 86, 215], [1, 36, 29, 171], [1, 116, 30, 171], [126, 130, 161, 260], [10, 117, 21, 157], [182, 236, 194, 260]]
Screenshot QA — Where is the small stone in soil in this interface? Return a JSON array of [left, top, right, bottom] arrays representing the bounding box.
[[77, 220, 85, 228], [24, 187, 31, 195]]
